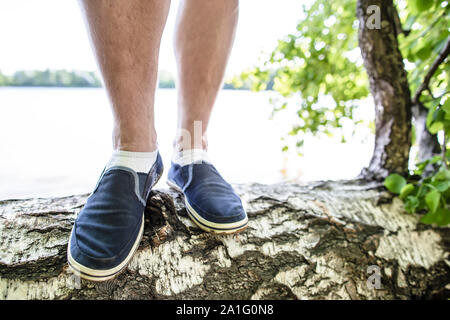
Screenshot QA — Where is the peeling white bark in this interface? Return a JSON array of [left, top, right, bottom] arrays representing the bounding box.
[[129, 236, 210, 296], [375, 229, 446, 270]]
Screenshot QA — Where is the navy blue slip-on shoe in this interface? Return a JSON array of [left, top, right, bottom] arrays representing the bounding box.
[[167, 161, 248, 234], [67, 152, 163, 282]]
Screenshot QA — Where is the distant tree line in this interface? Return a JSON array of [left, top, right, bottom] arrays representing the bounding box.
[[0, 69, 101, 87], [0, 69, 253, 90]]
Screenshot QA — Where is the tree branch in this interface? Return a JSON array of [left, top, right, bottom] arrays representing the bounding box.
[[392, 5, 408, 37], [413, 36, 450, 104], [1, 182, 449, 299]]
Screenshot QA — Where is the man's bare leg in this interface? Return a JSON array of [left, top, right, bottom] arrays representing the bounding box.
[[174, 0, 239, 150], [79, 0, 171, 152], [167, 0, 247, 235], [67, 1, 170, 281]]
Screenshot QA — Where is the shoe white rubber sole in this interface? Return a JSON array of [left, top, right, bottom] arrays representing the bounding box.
[[67, 214, 144, 282], [167, 180, 248, 235]]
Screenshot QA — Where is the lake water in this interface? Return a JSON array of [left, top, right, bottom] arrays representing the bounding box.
[[0, 87, 374, 200]]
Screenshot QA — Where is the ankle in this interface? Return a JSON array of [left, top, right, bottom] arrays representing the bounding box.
[[173, 132, 208, 152], [113, 129, 158, 152]]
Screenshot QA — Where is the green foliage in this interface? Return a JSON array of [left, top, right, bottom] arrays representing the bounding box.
[[384, 174, 407, 194], [392, 0, 450, 226], [238, 0, 449, 224], [239, 0, 449, 154], [385, 152, 450, 226], [411, 0, 434, 12], [399, 0, 449, 108], [238, 0, 370, 152]]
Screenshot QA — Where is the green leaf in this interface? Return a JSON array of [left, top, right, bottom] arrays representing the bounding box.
[[399, 183, 415, 199], [384, 174, 407, 194], [414, 159, 430, 175], [427, 107, 446, 134], [412, 0, 434, 12], [415, 46, 432, 60], [425, 189, 440, 213], [435, 181, 450, 192], [434, 169, 450, 181], [442, 99, 450, 114], [428, 121, 444, 134], [404, 195, 420, 213], [420, 211, 437, 224], [445, 110, 450, 120], [421, 208, 450, 226], [436, 208, 450, 226], [426, 103, 439, 127]]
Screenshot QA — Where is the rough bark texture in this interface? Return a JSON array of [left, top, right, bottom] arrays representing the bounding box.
[[1, 181, 449, 300], [357, 0, 412, 180]]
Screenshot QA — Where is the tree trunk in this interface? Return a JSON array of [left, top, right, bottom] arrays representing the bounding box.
[[413, 102, 441, 163], [357, 0, 412, 180], [1, 181, 448, 300]]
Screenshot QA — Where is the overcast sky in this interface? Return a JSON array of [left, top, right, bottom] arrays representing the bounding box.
[[0, 0, 305, 77]]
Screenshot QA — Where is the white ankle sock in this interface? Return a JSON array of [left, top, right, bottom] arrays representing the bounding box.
[[172, 149, 210, 166], [106, 150, 158, 173]]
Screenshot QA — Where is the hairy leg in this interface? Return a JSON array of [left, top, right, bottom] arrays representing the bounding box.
[[174, 0, 239, 151], [78, 0, 171, 152]]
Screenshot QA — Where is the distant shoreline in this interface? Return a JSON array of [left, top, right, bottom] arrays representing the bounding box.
[[0, 69, 252, 90]]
